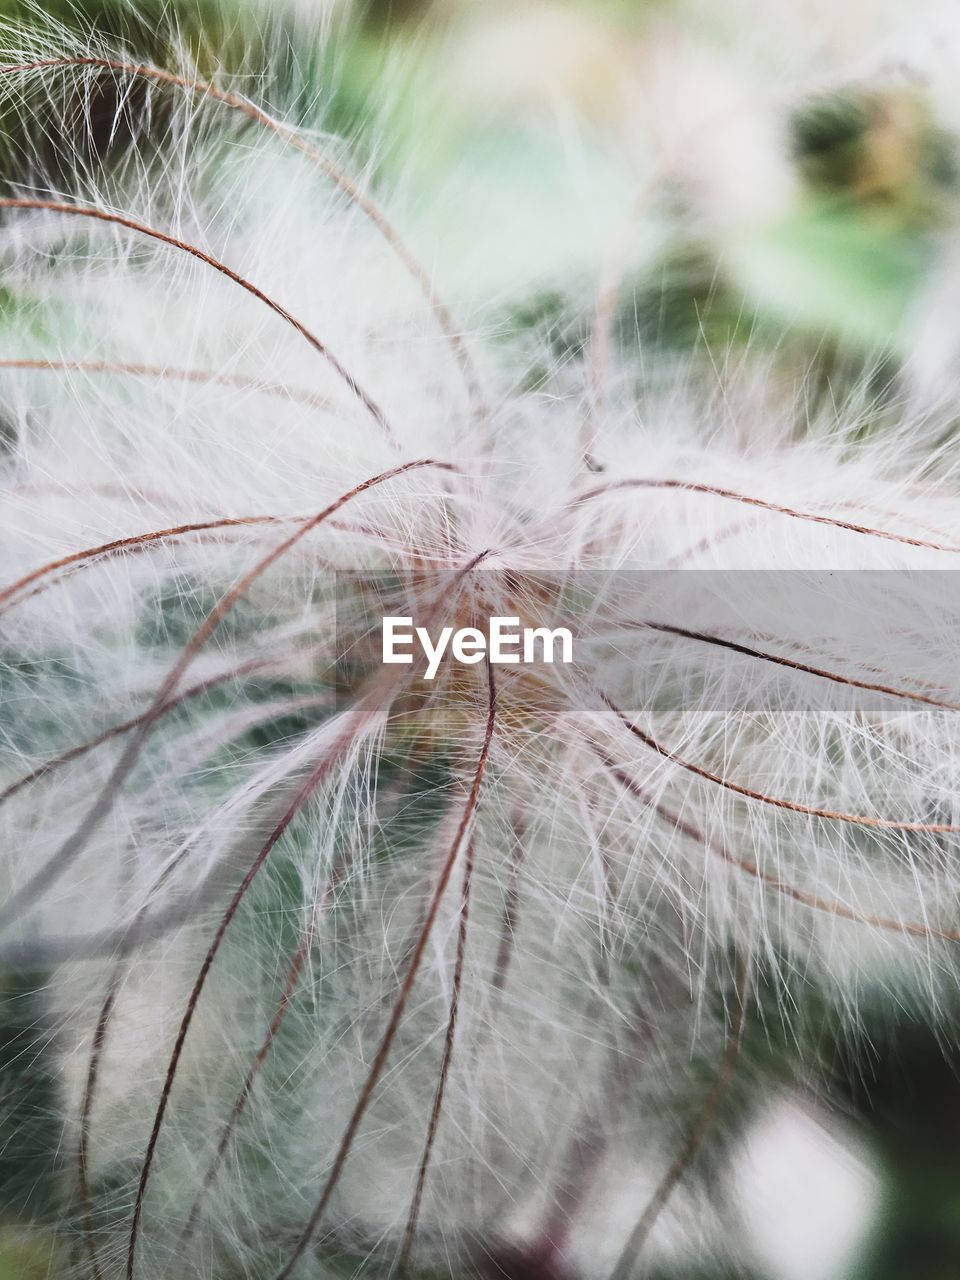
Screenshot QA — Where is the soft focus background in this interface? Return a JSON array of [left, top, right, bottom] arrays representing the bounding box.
[[3, 1, 960, 1277]]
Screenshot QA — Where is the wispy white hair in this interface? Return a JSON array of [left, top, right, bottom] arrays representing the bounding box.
[[2, 7, 960, 1279]]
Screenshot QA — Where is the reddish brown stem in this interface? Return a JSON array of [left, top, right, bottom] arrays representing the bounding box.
[[601, 748, 960, 946], [127, 542, 489, 1277], [0, 458, 453, 933], [177, 905, 323, 1249], [602, 691, 960, 833], [621, 619, 960, 713], [0, 357, 331, 407], [0, 656, 293, 807], [175, 757, 436, 1248], [0, 55, 485, 409], [271, 663, 496, 1280], [609, 957, 751, 1280], [125, 686, 393, 1280], [76, 965, 120, 1280], [573, 477, 960, 555], [0, 514, 286, 609], [0, 197, 395, 441], [397, 832, 477, 1274]]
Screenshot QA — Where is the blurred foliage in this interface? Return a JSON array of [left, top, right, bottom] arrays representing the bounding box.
[[833, 1015, 960, 1280], [0, 971, 58, 1223], [792, 90, 959, 220], [0, 1225, 69, 1280], [730, 203, 932, 352]]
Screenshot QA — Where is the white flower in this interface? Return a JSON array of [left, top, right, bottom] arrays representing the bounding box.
[[2, 11, 960, 1279]]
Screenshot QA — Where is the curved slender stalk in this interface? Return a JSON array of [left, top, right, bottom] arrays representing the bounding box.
[[176, 852, 348, 1250], [0, 655, 293, 806], [271, 662, 496, 1280], [0, 514, 287, 609], [602, 690, 960, 833], [0, 54, 486, 410], [125, 682, 395, 1280], [618, 619, 960, 713], [127, 545, 491, 1276], [0, 357, 331, 407], [0, 197, 396, 441], [397, 832, 476, 1274], [2, 510, 431, 612], [76, 964, 120, 1280], [609, 957, 751, 1280], [573, 477, 960, 554], [0, 458, 453, 933], [600, 748, 960, 946]]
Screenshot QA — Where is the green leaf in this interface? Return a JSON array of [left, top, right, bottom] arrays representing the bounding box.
[[729, 202, 932, 351], [0, 1225, 68, 1280]]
